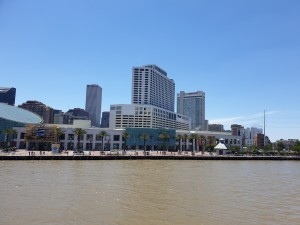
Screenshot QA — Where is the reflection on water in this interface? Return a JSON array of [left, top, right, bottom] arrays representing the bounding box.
[[0, 161, 300, 225]]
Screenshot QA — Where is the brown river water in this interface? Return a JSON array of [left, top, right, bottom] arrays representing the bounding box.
[[0, 161, 299, 225]]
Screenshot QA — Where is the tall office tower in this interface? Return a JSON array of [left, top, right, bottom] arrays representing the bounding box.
[[18, 100, 54, 123], [0, 87, 16, 106], [100, 111, 110, 128], [85, 84, 102, 127], [132, 65, 175, 112], [177, 91, 206, 130]]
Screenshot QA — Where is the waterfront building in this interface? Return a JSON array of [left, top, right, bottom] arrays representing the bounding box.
[[100, 111, 110, 128], [13, 121, 241, 152], [109, 104, 191, 130], [125, 128, 176, 151], [85, 84, 102, 127], [0, 103, 41, 148], [18, 100, 54, 124], [177, 91, 206, 130], [132, 65, 175, 112], [0, 87, 16, 106]]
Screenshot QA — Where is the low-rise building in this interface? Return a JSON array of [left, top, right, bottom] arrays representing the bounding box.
[[109, 104, 191, 130], [12, 120, 242, 152]]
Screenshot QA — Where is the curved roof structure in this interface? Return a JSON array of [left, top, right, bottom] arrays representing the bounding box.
[[0, 103, 42, 124]]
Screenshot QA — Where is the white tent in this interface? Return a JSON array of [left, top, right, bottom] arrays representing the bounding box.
[[214, 139, 229, 155]]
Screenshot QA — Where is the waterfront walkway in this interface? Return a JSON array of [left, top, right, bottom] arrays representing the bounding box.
[[1, 149, 300, 160]]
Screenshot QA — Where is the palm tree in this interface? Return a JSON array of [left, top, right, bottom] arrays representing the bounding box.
[[207, 136, 215, 155], [176, 134, 183, 152], [183, 134, 189, 151], [98, 131, 108, 151], [140, 133, 149, 153], [2, 128, 17, 150], [122, 131, 130, 151], [54, 127, 64, 150], [198, 135, 206, 155], [189, 133, 199, 154], [159, 132, 170, 153], [54, 127, 64, 143], [73, 128, 86, 152]]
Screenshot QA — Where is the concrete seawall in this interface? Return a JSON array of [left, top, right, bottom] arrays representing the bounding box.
[[1, 155, 300, 160]]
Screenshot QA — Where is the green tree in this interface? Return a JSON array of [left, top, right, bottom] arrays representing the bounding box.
[[276, 141, 285, 152], [198, 135, 206, 155], [231, 146, 240, 155], [206, 136, 216, 155], [176, 134, 183, 152], [159, 132, 170, 152], [122, 131, 130, 151], [2, 128, 17, 151], [292, 140, 300, 155], [73, 128, 86, 152], [140, 133, 149, 153], [98, 131, 109, 151], [54, 127, 64, 143]]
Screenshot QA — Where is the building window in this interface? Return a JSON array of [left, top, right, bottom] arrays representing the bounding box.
[[113, 135, 120, 141]]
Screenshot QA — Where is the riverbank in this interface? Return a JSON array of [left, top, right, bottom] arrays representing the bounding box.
[[1, 149, 299, 160]]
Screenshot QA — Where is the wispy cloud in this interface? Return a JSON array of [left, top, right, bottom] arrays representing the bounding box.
[[209, 111, 279, 127]]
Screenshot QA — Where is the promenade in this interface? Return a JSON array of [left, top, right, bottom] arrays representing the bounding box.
[[1, 149, 300, 160]]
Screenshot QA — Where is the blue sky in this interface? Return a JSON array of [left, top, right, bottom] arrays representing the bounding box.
[[0, 0, 299, 141]]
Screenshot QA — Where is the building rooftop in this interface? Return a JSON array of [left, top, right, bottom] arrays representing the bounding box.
[[0, 103, 42, 124]]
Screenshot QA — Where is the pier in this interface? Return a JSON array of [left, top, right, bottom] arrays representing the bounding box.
[[1, 150, 299, 160]]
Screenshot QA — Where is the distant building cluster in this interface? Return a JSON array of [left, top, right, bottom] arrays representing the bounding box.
[[1, 64, 286, 151]]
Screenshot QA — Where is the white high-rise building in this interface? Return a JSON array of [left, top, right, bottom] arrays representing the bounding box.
[[132, 65, 175, 112], [177, 91, 206, 130], [85, 84, 102, 127], [244, 127, 263, 146]]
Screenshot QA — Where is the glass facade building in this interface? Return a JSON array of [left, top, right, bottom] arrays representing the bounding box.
[[100, 111, 110, 128], [85, 84, 102, 127], [0, 103, 42, 143], [177, 91, 206, 130], [125, 128, 176, 150]]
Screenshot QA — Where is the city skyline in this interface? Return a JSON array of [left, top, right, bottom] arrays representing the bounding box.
[[0, 0, 299, 141]]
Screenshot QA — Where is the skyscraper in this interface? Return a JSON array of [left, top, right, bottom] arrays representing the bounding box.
[[85, 84, 102, 127], [100, 111, 110, 128], [132, 65, 175, 111], [0, 87, 16, 106], [177, 91, 206, 130]]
